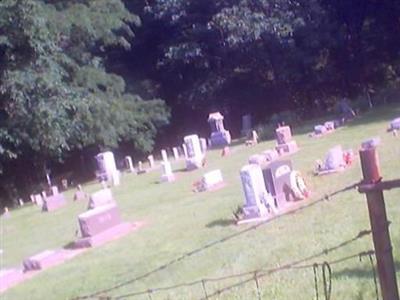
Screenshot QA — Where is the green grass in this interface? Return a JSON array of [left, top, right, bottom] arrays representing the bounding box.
[[1, 105, 400, 299]]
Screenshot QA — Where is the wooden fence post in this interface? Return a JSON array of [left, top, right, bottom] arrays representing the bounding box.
[[359, 146, 399, 300]]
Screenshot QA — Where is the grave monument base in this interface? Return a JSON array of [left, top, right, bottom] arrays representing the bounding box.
[[23, 249, 83, 271], [210, 131, 231, 147], [73, 222, 134, 248], [185, 158, 203, 171], [276, 141, 298, 156], [42, 194, 66, 212], [0, 269, 24, 292], [161, 174, 176, 183]]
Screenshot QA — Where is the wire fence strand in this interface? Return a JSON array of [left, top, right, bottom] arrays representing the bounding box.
[[74, 182, 360, 300]]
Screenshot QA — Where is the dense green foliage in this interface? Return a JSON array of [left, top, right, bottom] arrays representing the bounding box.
[[0, 0, 170, 202], [1, 0, 400, 203], [124, 0, 400, 117]]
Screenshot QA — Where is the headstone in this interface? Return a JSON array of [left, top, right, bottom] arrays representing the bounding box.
[[314, 125, 327, 135], [324, 121, 335, 131], [42, 193, 66, 212], [2, 207, 10, 218], [137, 161, 146, 174], [184, 134, 204, 170], [51, 186, 59, 196], [148, 155, 155, 168], [241, 114, 252, 136], [34, 194, 44, 207], [160, 161, 175, 182], [324, 146, 345, 170], [275, 126, 298, 155], [88, 188, 115, 209], [240, 164, 274, 219], [390, 118, 400, 131], [95, 151, 120, 186], [173, 147, 180, 160], [74, 203, 132, 248], [74, 185, 87, 201], [199, 138, 207, 153], [248, 154, 266, 165], [161, 149, 168, 163], [46, 172, 52, 187], [251, 130, 258, 144], [125, 156, 135, 173], [202, 170, 224, 190], [61, 179, 68, 190], [263, 149, 279, 162], [182, 144, 188, 159], [23, 250, 62, 271], [262, 160, 294, 208], [41, 191, 47, 200], [79, 204, 121, 238], [208, 112, 231, 147], [18, 198, 24, 206]]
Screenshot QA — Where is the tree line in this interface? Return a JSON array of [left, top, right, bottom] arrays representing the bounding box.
[[1, 0, 399, 204]]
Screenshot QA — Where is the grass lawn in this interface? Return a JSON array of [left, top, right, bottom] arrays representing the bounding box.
[[1, 105, 400, 299]]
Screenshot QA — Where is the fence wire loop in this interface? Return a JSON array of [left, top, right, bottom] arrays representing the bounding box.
[[321, 262, 332, 300], [313, 263, 319, 300]]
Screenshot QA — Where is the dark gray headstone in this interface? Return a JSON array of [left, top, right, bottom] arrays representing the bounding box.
[[262, 160, 293, 208]]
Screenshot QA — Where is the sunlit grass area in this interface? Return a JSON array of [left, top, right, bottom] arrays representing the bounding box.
[[1, 105, 400, 299]]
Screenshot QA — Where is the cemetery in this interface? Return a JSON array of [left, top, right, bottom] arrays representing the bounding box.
[[3, 1, 400, 298], [0, 104, 399, 299]]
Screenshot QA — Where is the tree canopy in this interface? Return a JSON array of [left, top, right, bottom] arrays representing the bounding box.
[[1, 0, 400, 204], [0, 0, 170, 167]]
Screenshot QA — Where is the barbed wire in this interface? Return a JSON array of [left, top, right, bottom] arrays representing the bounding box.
[[112, 249, 375, 300], [111, 229, 372, 299], [73, 181, 361, 300], [197, 250, 376, 300]]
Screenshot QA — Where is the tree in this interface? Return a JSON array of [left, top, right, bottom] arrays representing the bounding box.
[[0, 0, 170, 202]]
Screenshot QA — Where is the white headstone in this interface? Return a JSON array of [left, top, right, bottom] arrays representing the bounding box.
[[88, 189, 115, 209], [199, 138, 207, 153], [19, 199, 24, 206], [125, 156, 135, 173], [34, 194, 43, 207], [202, 170, 223, 190], [251, 130, 258, 144], [325, 145, 344, 170], [51, 186, 59, 196], [138, 161, 143, 171], [46, 173, 51, 186], [240, 164, 274, 218], [95, 151, 119, 186], [184, 135, 204, 170], [173, 147, 179, 160], [161, 149, 168, 162], [160, 161, 175, 182], [248, 154, 265, 165], [148, 155, 155, 168], [182, 144, 188, 159]]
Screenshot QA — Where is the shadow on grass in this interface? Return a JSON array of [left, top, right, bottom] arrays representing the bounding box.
[[206, 218, 236, 228], [332, 260, 400, 280], [63, 241, 77, 250]]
